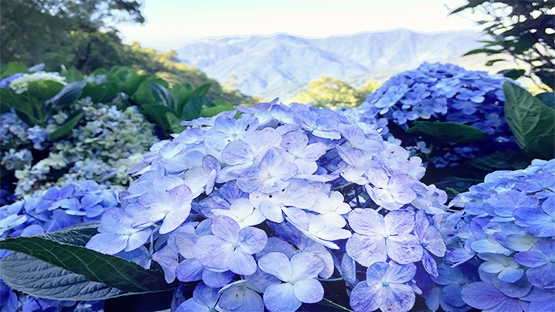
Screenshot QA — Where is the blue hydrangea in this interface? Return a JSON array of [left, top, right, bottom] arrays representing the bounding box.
[[0, 180, 118, 311], [86, 99, 450, 311], [343, 62, 520, 168], [441, 158, 555, 311]]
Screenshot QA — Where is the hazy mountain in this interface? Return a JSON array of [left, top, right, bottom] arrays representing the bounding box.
[[175, 29, 490, 98]]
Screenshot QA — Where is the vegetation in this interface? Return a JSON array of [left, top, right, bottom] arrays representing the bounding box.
[[291, 75, 381, 109], [452, 0, 555, 91]]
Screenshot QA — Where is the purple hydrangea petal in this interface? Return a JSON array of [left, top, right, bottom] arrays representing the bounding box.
[[263, 283, 300, 312]]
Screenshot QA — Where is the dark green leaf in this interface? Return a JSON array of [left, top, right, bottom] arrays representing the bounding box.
[[182, 96, 212, 120], [463, 48, 503, 56], [0, 88, 37, 125], [46, 80, 86, 110], [82, 82, 119, 103], [122, 74, 150, 96], [536, 92, 555, 109], [190, 83, 212, 98], [498, 69, 526, 80], [406, 121, 488, 143], [49, 110, 84, 140], [464, 151, 530, 171], [503, 81, 555, 160], [0, 61, 28, 79], [150, 83, 175, 109], [0, 223, 171, 294], [141, 104, 175, 133], [61, 67, 85, 83], [1, 252, 148, 301], [485, 59, 506, 66], [27, 80, 64, 102]]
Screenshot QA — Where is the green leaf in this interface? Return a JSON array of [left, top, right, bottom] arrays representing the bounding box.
[[0, 88, 37, 125], [498, 69, 526, 80], [190, 83, 212, 98], [536, 92, 555, 109], [46, 80, 86, 110], [464, 151, 530, 171], [49, 110, 84, 140], [0, 61, 28, 79], [485, 59, 506, 66], [150, 83, 175, 109], [200, 102, 235, 117], [1, 252, 150, 301], [82, 82, 119, 103], [503, 81, 555, 160], [61, 67, 85, 83], [463, 48, 503, 56], [141, 104, 175, 133], [406, 121, 488, 143], [27, 80, 64, 102], [181, 96, 212, 120], [0, 223, 172, 294], [166, 112, 186, 134]]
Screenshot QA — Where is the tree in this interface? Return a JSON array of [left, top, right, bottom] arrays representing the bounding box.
[[0, 0, 144, 70], [292, 76, 365, 109], [451, 0, 554, 91]]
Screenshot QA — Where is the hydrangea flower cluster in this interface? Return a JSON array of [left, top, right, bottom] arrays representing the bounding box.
[[86, 99, 451, 312], [345, 62, 519, 168], [0, 73, 24, 89], [0, 180, 119, 312], [12, 99, 157, 197], [8, 71, 66, 94], [438, 158, 555, 311]]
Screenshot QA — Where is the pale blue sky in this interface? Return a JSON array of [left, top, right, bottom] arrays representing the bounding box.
[[118, 0, 481, 50]]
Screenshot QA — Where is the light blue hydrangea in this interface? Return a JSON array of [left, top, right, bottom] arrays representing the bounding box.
[[86, 99, 450, 312]]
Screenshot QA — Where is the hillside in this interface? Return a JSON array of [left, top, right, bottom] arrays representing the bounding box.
[[175, 29, 502, 100]]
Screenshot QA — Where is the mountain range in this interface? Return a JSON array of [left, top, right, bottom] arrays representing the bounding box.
[[175, 29, 500, 101]]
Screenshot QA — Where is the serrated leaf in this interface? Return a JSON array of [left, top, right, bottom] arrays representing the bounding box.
[[0, 223, 171, 294], [503, 81, 555, 160], [406, 121, 488, 143], [49, 110, 84, 140], [1, 252, 145, 301]]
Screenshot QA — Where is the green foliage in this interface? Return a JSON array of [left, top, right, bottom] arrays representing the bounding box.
[[0, 223, 174, 300], [0, 79, 85, 137], [503, 81, 555, 159], [452, 0, 554, 90], [292, 76, 366, 109], [406, 121, 488, 143]]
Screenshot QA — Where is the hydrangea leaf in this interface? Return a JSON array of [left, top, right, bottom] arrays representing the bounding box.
[[0, 61, 28, 79], [46, 80, 86, 110], [0, 252, 152, 301], [82, 81, 119, 103], [406, 121, 488, 143], [503, 81, 555, 160], [49, 110, 85, 140], [0, 223, 172, 294], [535, 92, 555, 110]]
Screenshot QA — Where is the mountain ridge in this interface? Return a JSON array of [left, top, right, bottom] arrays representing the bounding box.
[[175, 29, 492, 99]]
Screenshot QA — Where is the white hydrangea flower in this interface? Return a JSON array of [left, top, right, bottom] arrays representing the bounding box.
[[10, 72, 66, 93]]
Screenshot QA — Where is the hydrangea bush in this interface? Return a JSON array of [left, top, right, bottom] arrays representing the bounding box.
[[12, 99, 157, 197], [0, 98, 157, 201], [439, 158, 555, 312], [80, 99, 452, 312], [0, 180, 119, 311], [345, 62, 520, 169]]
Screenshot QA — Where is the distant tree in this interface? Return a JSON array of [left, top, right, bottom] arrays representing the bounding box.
[[451, 0, 554, 90], [1, 0, 144, 70], [358, 79, 382, 95], [292, 76, 365, 109]]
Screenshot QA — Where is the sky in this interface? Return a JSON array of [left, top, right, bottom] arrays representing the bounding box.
[[117, 0, 482, 51]]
